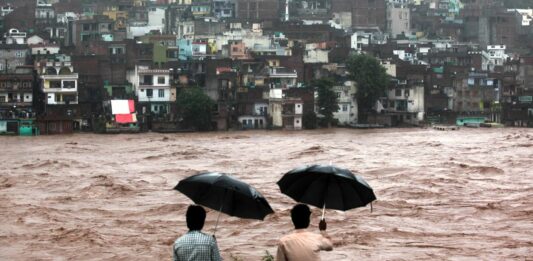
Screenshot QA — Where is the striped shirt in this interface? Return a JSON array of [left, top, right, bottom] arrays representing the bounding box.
[[173, 230, 222, 261]]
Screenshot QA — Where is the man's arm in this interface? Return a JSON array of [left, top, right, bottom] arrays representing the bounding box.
[[210, 237, 223, 261], [319, 219, 333, 251], [276, 242, 288, 261], [319, 231, 333, 251], [173, 244, 179, 261]]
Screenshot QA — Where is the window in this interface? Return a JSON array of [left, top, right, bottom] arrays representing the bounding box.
[[143, 75, 153, 85], [342, 104, 348, 111], [0, 96, 5, 102], [50, 80, 61, 88], [336, 92, 341, 98], [158, 77, 165, 84], [158, 89, 164, 98], [395, 89, 402, 97], [146, 89, 153, 97], [16, 51, 24, 58], [63, 81, 75, 89], [405, 89, 410, 97]]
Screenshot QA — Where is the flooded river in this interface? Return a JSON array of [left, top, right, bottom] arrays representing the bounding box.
[[1, 128, 532, 260]]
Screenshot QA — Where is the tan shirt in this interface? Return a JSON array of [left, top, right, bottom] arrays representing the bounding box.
[[276, 229, 333, 261]]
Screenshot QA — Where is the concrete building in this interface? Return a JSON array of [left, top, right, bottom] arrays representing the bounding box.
[[213, 0, 235, 19], [4, 28, 27, 44], [387, 4, 410, 38], [129, 66, 174, 116], [69, 15, 114, 46], [37, 55, 79, 106], [0, 68, 35, 121], [0, 43, 31, 73], [332, 81, 358, 125], [235, 0, 279, 21], [303, 42, 329, 64], [483, 45, 508, 72], [331, 0, 387, 30]]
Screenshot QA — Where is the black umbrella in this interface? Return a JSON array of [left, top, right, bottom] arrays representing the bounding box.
[[277, 164, 376, 219], [175, 172, 274, 234]]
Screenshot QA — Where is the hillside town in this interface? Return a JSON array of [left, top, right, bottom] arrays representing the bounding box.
[[0, 0, 532, 134]]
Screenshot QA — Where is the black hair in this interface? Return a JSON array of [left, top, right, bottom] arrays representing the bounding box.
[[291, 204, 311, 229], [186, 205, 206, 231]]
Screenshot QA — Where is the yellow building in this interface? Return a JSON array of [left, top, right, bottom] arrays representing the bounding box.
[[103, 10, 129, 30]]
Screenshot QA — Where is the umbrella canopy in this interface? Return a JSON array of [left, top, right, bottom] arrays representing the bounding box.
[[175, 172, 274, 220], [277, 164, 376, 212]]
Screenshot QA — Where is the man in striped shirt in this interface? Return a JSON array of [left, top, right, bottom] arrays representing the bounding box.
[[173, 205, 222, 261]]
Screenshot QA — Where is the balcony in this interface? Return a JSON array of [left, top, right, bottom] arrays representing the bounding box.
[[268, 67, 297, 78], [41, 73, 78, 80], [0, 100, 32, 107]]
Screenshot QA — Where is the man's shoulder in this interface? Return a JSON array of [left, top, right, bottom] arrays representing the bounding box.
[[175, 231, 214, 246], [279, 231, 321, 243]]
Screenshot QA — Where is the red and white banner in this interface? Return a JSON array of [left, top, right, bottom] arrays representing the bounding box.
[[111, 100, 135, 115]]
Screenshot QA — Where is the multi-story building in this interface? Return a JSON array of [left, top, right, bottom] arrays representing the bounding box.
[[379, 62, 426, 126], [213, 0, 235, 19], [482, 45, 508, 72], [387, 3, 410, 38], [331, 0, 387, 30], [0, 67, 35, 120], [68, 15, 114, 46], [332, 81, 358, 125], [235, 0, 279, 21], [129, 66, 174, 117], [37, 55, 79, 106], [266, 67, 297, 89], [453, 71, 500, 118], [0, 32, 31, 73], [35, 54, 81, 134], [191, 1, 212, 17]]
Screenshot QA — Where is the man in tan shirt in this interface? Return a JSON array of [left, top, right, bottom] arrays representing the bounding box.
[[276, 204, 333, 261]]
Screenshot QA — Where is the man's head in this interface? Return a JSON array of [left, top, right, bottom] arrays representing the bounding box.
[[186, 205, 206, 231], [291, 204, 311, 229]]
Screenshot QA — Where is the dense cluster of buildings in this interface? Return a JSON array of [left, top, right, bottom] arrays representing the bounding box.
[[0, 0, 532, 134]]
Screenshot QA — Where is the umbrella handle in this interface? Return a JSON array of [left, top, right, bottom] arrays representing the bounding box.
[[213, 189, 226, 236], [213, 209, 222, 236], [321, 202, 326, 220]]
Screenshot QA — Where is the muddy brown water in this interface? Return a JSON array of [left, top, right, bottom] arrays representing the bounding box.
[[1, 128, 532, 260]]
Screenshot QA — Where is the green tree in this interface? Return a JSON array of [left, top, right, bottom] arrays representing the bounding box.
[[303, 111, 317, 129], [314, 78, 339, 128], [176, 87, 215, 131], [346, 54, 389, 123]]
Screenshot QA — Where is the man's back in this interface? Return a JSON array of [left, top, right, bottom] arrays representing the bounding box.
[[173, 230, 222, 261], [276, 229, 333, 261]]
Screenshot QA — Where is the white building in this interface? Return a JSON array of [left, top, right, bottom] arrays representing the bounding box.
[[128, 66, 174, 114], [508, 9, 533, 26], [332, 81, 358, 125], [38, 55, 78, 105], [304, 43, 330, 64], [1, 5, 14, 17], [4, 28, 27, 44], [483, 45, 508, 72]]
